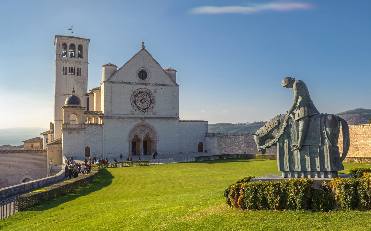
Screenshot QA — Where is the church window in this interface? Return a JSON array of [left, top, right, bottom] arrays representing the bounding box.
[[61, 43, 67, 58], [68, 67, 75, 75], [198, 142, 204, 152], [85, 146, 91, 158], [76, 67, 81, 76], [70, 114, 78, 124], [138, 69, 148, 80], [68, 43, 76, 58], [62, 66, 67, 75], [77, 45, 83, 58]]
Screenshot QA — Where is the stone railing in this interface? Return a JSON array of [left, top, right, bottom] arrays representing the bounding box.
[[195, 153, 276, 162], [0, 149, 45, 153], [0, 166, 65, 201], [345, 157, 371, 163], [62, 124, 86, 129]]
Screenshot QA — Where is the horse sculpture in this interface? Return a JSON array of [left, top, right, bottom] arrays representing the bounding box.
[[254, 113, 349, 178], [254, 112, 350, 178]]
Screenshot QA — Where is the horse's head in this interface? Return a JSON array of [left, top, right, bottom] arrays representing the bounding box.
[[253, 114, 285, 152]]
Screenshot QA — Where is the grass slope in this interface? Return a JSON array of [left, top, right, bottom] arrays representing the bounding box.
[[1, 160, 371, 231]]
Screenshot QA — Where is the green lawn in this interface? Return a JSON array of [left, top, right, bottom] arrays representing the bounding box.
[[1, 160, 371, 231]]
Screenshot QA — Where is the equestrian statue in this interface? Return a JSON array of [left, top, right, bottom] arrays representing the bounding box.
[[253, 77, 350, 178]]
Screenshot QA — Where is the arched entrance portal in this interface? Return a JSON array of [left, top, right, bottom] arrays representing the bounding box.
[[128, 123, 157, 159], [143, 134, 153, 155], [131, 135, 141, 156]]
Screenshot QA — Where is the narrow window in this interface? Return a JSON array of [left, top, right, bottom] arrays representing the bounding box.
[[85, 146, 91, 158], [68, 67, 75, 75], [62, 66, 67, 75], [76, 67, 81, 76], [68, 44, 76, 58], [78, 45, 83, 58], [198, 142, 204, 152], [61, 43, 67, 58]]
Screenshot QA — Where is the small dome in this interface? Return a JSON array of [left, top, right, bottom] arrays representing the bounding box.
[[65, 89, 81, 106]]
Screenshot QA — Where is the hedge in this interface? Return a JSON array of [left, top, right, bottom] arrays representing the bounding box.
[[17, 171, 99, 211], [225, 170, 371, 211], [349, 167, 371, 178]]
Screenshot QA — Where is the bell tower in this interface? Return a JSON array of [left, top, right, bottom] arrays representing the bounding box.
[[54, 35, 90, 139]]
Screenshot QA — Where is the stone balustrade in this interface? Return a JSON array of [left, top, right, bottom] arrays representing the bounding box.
[[0, 167, 65, 201]]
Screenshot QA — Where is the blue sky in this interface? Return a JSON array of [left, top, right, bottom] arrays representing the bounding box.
[[0, 0, 370, 129]]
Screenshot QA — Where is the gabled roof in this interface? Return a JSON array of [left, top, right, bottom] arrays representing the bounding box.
[[106, 47, 178, 86]]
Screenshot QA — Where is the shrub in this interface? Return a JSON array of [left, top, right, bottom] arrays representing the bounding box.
[[225, 175, 371, 211], [265, 181, 286, 210], [236, 176, 253, 184], [350, 168, 371, 178], [327, 178, 359, 210], [285, 179, 313, 210], [311, 183, 335, 211], [17, 171, 99, 211], [357, 173, 371, 209], [240, 182, 268, 210], [224, 177, 253, 207]]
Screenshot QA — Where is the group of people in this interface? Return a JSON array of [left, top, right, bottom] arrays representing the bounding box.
[[64, 157, 92, 179], [64, 152, 160, 173], [125, 151, 159, 161]]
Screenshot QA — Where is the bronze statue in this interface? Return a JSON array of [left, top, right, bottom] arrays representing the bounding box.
[[254, 77, 350, 178], [281, 77, 319, 151]]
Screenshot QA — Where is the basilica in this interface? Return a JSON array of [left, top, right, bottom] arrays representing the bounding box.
[[43, 35, 208, 161]]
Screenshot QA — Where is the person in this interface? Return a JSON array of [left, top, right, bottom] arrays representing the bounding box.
[[281, 77, 319, 151], [64, 164, 69, 178]]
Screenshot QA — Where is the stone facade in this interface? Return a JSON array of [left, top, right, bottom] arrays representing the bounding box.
[[51, 36, 208, 160], [54, 35, 90, 140], [339, 124, 371, 162]]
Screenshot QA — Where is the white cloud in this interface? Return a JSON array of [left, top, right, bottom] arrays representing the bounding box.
[[190, 1, 314, 15]]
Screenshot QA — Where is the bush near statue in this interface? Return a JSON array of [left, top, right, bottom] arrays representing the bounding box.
[[253, 77, 350, 178], [225, 170, 371, 211]]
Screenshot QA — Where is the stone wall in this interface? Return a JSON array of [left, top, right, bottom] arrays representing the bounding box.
[[205, 133, 275, 155], [339, 124, 371, 162], [0, 150, 47, 188], [0, 166, 65, 201]]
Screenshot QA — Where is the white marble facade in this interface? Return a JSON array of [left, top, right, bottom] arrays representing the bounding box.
[[56, 36, 207, 160]]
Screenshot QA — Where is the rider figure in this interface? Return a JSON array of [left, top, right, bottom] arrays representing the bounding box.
[[281, 77, 319, 151]]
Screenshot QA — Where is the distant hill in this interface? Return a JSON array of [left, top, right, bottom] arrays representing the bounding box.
[[208, 122, 265, 134], [337, 108, 371, 125], [0, 127, 46, 146], [207, 108, 371, 134], [1, 108, 370, 145], [0, 144, 23, 150]]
